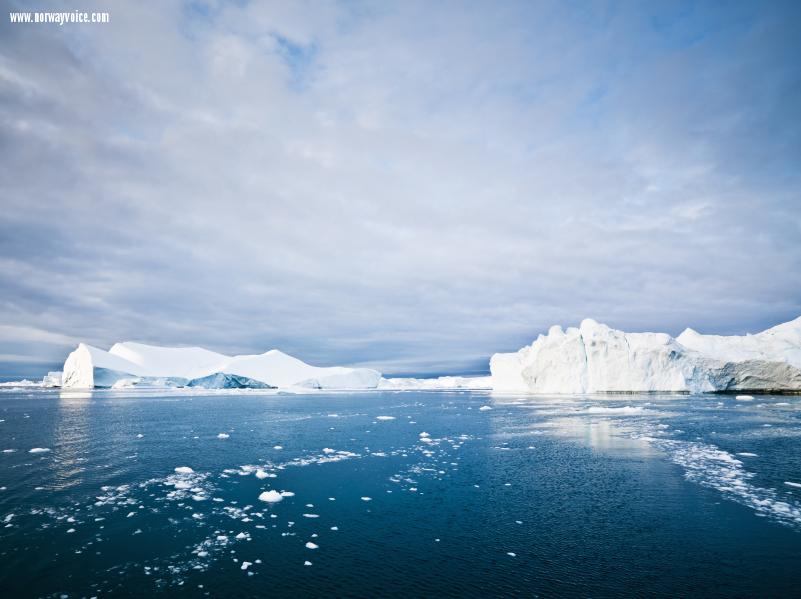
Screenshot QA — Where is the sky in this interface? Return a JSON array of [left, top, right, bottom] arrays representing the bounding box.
[[1, 0, 800, 377]]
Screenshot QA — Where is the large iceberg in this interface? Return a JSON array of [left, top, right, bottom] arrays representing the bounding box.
[[61, 342, 382, 389], [490, 318, 801, 393]]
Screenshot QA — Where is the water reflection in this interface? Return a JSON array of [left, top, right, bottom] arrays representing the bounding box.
[[51, 391, 93, 490]]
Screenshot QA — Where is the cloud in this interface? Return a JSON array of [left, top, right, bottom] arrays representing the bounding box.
[[0, 0, 800, 374]]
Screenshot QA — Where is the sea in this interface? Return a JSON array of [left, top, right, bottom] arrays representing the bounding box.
[[1, 388, 800, 597]]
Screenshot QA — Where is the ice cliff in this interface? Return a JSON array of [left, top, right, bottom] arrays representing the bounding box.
[[61, 342, 382, 389], [490, 318, 801, 393]]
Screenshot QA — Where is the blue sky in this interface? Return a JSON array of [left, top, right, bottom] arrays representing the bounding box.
[[1, 0, 800, 376]]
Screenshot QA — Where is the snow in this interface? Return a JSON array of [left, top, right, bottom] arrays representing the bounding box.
[[677, 317, 801, 368], [490, 317, 801, 393], [257, 491, 283, 503], [60, 342, 382, 389]]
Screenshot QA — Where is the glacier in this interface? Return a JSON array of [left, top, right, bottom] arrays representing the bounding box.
[[60, 342, 382, 390], [490, 317, 801, 393]]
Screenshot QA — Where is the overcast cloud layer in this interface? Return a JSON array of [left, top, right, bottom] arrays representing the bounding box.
[[1, 0, 800, 376]]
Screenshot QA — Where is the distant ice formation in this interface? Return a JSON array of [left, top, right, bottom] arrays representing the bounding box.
[[490, 317, 801, 393], [60, 341, 382, 389]]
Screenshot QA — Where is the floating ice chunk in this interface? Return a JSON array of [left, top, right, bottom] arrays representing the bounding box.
[[241, 561, 252, 570], [785, 482, 801, 488], [29, 448, 50, 453], [236, 532, 249, 539], [304, 561, 312, 566], [419, 432, 430, 438], [361, 496, 372, 501], [376, 416, 395, 421], [67, 528, 75, 533], [174, 466, 194, 474], [330, 526, 338, 531], [217, 433, 230, 439], [479, 406, 492, 411], [273, 445, 283, 450], [507, 552, 517, 557], [255, 469, 269, 479], [2, 449, 16, 453], [736, 395, 755, 400], [737, 452, 758, 457], [258, 491, 283, 503], [305, 542, 318, 549], [302, 514, 319, 518], [322, 448, 335, 454], [136, 434, 144, 438]]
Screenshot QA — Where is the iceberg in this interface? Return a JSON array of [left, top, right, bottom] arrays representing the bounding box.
[[60, 342, 381, 389], [490, 318, 801, 393], [186, 373, 274, 389]]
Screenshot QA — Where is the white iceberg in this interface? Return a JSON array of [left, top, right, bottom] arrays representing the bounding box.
[[60, 341, 381, 389], [490, 317, 801, 393]]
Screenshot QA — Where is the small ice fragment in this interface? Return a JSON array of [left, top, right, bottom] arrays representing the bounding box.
[[305, 542, 318, 549], [303, 514, 319, 518], [419, 432, 429, 438], [361, 496, 372, 501], [479, 406, 492, 411], [785, 481, 801, 488], [736, 452, 758, 457], [136, 434, 144, 438], [236, 532, 248, 539], [322, 448, 335, 454], [67, 528, 76, 533], [241, 561, 252, 570], [515, 520, 523, 524], [217, 433, 230, 439], [280, 491, 295, 497], [507, 552, 516, 557], [258, 491, 283, 503], [304, 560, 312, 566], [273, 445, 283, 450], [736, 395, 754, 401], [330, 526, 338, 531], [174, 466, 194, 474], [29, 448, 50, 453], [255, 469, 269, 479], [126, 512, 136, 518], [376, 416, 395, 421]]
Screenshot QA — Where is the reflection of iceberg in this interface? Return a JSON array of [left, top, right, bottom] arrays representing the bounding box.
[[60, 342, 381, 390], [491, 318, 801, 393], [51, 391, 92, 490]]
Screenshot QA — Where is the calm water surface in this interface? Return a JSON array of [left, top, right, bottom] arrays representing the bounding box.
[[1, 388, 800, 597]]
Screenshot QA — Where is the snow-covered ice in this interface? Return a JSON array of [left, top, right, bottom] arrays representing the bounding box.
[[60, 341, 382, 389], [491, 317, 801, 393], [257, 491, 283, 503]]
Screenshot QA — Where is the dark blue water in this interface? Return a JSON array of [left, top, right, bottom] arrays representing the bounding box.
[[1, 389, 800, 597]]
